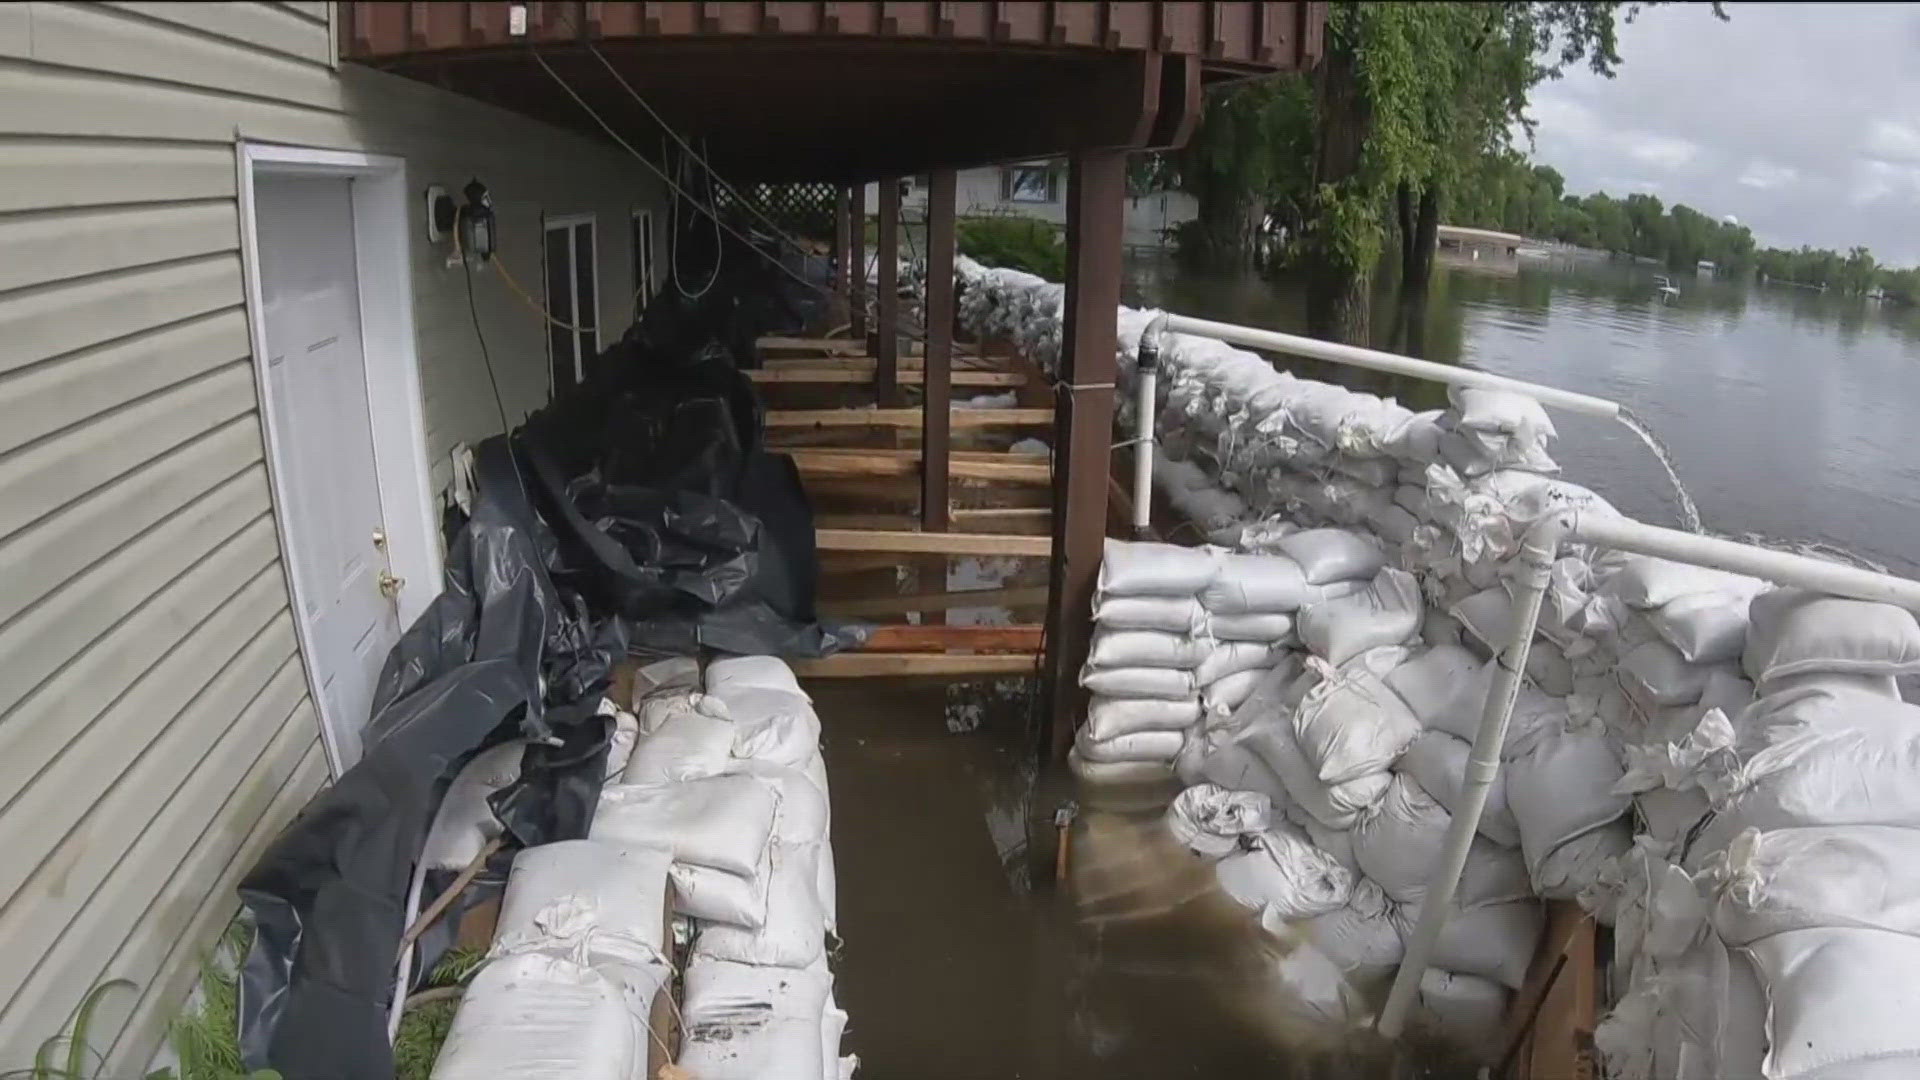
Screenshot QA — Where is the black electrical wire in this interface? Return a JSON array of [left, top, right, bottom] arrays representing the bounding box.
[[458, 214, 532, 504]]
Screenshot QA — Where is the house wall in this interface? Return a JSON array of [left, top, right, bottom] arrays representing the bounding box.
[[0, 2, 667, 1068], [866, 165, 1197, 248]]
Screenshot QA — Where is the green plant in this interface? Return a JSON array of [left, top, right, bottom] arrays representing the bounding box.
[[956, 215, 1067, 280], [392, 945, 487, 1080]]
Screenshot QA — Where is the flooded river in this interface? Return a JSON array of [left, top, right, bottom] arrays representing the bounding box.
[[1129, 252, 1920, 574]]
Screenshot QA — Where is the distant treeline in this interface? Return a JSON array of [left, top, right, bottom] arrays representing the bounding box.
[[1450, 150, 1918, 305]]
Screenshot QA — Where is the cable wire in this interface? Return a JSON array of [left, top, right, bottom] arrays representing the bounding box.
[[455, 208, 532, 502]]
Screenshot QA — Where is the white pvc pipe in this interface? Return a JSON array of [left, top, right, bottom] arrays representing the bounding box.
[[1132, 366, 1156, 537], [1161, 313, 1622, 420], [1380, 505, 1920, 1035]]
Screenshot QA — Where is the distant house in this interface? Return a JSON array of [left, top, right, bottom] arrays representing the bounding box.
[[1436, 225, 1524, 260], [868, 161, 1197, 249]]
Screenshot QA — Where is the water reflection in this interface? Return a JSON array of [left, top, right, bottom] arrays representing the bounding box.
[[1126, 253, 1920, 574]]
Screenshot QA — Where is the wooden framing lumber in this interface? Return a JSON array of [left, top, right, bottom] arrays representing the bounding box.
[[818, 584, 1052, 618], [758, 335, 865, 355], [859, 624, 1043, 652], [788, 653, 1039, 678], [747, 368, 1025, 387], [815, 527, 1051, 557], [789, 449, 1050, 483]]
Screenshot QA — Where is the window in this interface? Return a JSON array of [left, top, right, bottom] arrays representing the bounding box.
[[631, 209, 656, 314], [543, 215, 599, 393], [1001, 165, 1058, 204]]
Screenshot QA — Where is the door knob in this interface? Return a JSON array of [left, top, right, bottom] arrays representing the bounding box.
[[378, 569, 405, 599]]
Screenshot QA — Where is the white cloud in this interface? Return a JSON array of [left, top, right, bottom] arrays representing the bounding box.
[[1737, 161, 1797, 190]]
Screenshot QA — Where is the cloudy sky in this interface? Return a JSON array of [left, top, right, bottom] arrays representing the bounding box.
[[1526, 2, 1920, 265]]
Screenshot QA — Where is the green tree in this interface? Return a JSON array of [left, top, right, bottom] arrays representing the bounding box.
[[1169, 74, 1315, 268]]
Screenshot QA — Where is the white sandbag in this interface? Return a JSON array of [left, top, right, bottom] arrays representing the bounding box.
[[678, 957, 833, 1080], [1086, 694, 1201, 740], [1217, 653, 1305, 731], [706, 655, 808, 698], [1450, 385, 1555, 444], [1618, 640, 1724, 712], [621, 702, 736, 784], [1748, 927, 1920, 1080], [600, 701, 639, 781], [1384, 645, 1482, 728], [1536, 819, 1633, 905], [1202, 552, 1312, 613], [1297, 567, 1422, 667], [1709, 824, 1920, 946], [733, 761, 831, 848], [1438, 424, 1556, 477], [1166, 783, 1273, 859], [432, 951, 651, 1080], [1074, 725, 1185, 764], [1275, 528, 1385, 585], [594, 774, 780, 877], [1383, 409, 1446, 462], [1448, 586, 1516, 655], [1182, 729, 1293, 811], [1505, 717, 1630, 890], [1396, 730, 1522, 848], [1296, 811, 1359, 873], [1292, 657, 1422, 785], [1080, 665, 1195, 700], [1087, 628, 1212, 669], [1416, 969, 1509, 1055], [1295, 877, 1404, 979], [1762, 670, 1900, 700], [1201, 666, 1267, 718], [671, 857, 769, 928], [1743, 587, 1920, 683], [1392, 892, 1541, 991], [421, 741, 524, 870], [1098, 539, 1221, 597], [1526, 639, 1575, 696], [719, 687, 823, 770], [1366, 503, 1422, 546], [1596, 931, 1766, 1080], [1263, 940, 1362, 1026], [1068, 749, 1176, 786], [1351, 772, 1453, 904], [1697, 704, 1920, 840], [819, 996, 850, 1080], [1093, 594, 1205, 633], [495, 840, 673, 961], [816, 838, 837, 934], [1214, 824, 1354, 919], [1600, 554, 1766, 611], [1205, 610, 1296, 642], [1194, 640, 1281, 685], [694, 842, 828, 969], [1237, 712, 1392, 830], [1647, 592, 1751, 665]]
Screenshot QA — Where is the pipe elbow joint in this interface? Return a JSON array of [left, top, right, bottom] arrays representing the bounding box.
[[1139, 313, 1170, 375]]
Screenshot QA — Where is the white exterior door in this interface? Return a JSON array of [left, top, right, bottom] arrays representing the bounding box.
[[255, 174, 402, 767]]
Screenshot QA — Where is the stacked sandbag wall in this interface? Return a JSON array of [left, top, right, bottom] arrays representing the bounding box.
[[432, 656, 855, 1079], [945, 255, 1920, 1075]]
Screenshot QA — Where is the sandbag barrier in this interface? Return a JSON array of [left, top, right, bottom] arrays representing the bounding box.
[[942, 255, 1920, 1076], [431, 655, 856, 1080]]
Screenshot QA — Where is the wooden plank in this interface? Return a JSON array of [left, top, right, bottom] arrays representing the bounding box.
[[791, 449, 1050, 483], [820, 584, 1053, 618], [759, 335, 865, 354], [747, 368, 1026, 386], [817, 509, 1051, 536], [789, 652, 1039, 678], [860, 624, 1044, 652], [766, 407, 1053, 429], [760, 355, 1015, 372], [816, 527, 1051, 557], [876, 175, 902, 405]]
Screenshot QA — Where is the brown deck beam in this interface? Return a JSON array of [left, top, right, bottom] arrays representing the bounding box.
[[789, 653, 1039, 678], [1044, 148, 1127, 762], [815, 508, 1051, 535], [859, 624, 1044, 652], [819, 584, 1052, 618], [815, 528, 1051, 557], [759, 336, 865, 356], [849, 182, 867, 343], [765, 407, 1053, 430], [922, 168, 957, 532]]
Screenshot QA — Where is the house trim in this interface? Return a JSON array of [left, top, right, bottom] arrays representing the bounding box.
[[235, 140, 440, 776]]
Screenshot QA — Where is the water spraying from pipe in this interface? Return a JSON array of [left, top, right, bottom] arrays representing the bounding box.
[[1615, 406, 1703, 534]]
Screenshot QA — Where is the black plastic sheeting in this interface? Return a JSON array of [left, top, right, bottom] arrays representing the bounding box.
[[236, 247, 859, 1078]]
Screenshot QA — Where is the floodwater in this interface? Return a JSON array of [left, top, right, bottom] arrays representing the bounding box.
[[1128, 252, 1920, 575]]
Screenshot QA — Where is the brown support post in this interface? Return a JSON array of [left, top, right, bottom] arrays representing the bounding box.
[[875, 177, 902, 406], [832, 187, 852, 328], [849, 183, 868, 343], [921, 169, 956, 532], [1043, 150, 1126, 761]]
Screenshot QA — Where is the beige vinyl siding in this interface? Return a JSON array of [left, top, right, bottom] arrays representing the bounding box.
[[0, 1, 668, 1068]]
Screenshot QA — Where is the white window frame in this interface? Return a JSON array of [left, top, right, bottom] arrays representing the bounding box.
[[543, 212, 601, 391], [235, 141, 440, 777], [1002, 165, 1058, 204]]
